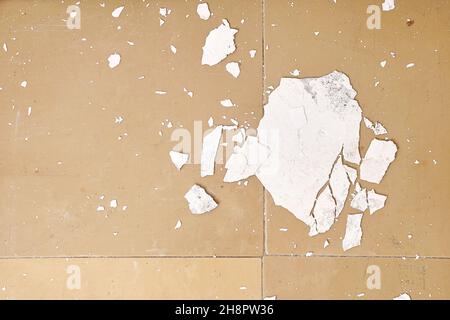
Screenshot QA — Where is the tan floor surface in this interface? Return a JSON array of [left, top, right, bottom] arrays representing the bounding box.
[[0, 0, 449, 299]]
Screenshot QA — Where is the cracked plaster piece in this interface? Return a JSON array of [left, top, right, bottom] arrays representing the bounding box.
[[202, 19, 238, 66], [169, 151, 189, 170], [350, 183, 368, 212], [256, 71, 362, 228], [360, 139, 398, 184], [393, 293, 411, 300], [364, 117, 388, 135], [223, 136, 270, 183], [342, 213, 363, 251], [344, 165, 358, 185], [184, 184, 218, 214], [309, 185, 337, 236], [226, 62, 240, 78], [367, 189, 387, 214], [330, 155, 351, 218], [200, 126, 223, 177]]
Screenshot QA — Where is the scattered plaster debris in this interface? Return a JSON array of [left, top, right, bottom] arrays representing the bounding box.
[[264, 296, 277, 300], [382, 0, 395, 11], [314, 31, 320, 36], [2, 42, 7, 52], [208, 117, 214, 127], [200, 126, 223, 177], [155, 90, 167, 95], [249, 49, 256, 58], [360, 139, 398, 184], [111, 6, 124, 18], [174, 220, 182, 230], [20, 80, 27, 88], [169, 151, 189, 170], [197, 3, 211, 20], [256, 71, 362, 230], [170, 45, 177, 54], [184, 184, 218, 214], [220, 99, 235, 108], [324, 239, 330, 248], [27, 106, 32, 116], [159, 18, 165, 26], [380, 60, 387, 68], [96, 205, 105, 212], [107, 53, 121, 68], [344, 165, 357, 185], [279, 228, 288, 232], [393, 293, 411, 300], [367, 189, 387, 214], [115, 116, 123, 124], [350, 183, 368, 212], [342, 213, 363, 251], [201, 19, 238, 66], [224, 136, 270, 183], [290, 69, 301, 77], [305, 252, 314, 257], [363, 117, 388, 135], [226, 62, 240, 78], [406, 63, 415, 68]]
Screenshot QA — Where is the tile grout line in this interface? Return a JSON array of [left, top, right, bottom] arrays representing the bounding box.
[[261, 0, 267, 301]]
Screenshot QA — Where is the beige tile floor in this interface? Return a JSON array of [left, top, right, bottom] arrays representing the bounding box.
[[0, 0, 449, 299]]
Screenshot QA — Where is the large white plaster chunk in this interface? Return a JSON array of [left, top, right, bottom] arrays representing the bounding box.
[[201, 19, 238, 66], [342, 213, 363, 251], [360, 139, 398, 184], [224, 136, 270, 183], [184, 184, 218, 214], [256, 71, 362, 227], [200, 126, 223, 177]]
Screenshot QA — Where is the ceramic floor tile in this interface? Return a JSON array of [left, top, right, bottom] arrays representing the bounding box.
[[263, 256, 450, 300], [0, 257, 261, 300], [0, 0, 264, 257], [264, 0, 450, 257]]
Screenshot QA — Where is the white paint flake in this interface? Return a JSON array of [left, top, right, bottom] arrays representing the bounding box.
[[226, 62, 240, 78], [170, 45, 177, 54], [169, 151, 189, 170], [111, 6, 124, 18], [110, 199, 118, 208], [2, 43, 7, 52], [256, 71, 362, 228], [208, 117, 214, 127], [406, 63, 415, 68], [197, 3, 211, 20], [96, 205, 105, 212], [249, 50, 256, 58], [220, 99, 235, 108], [367, 189, 387, 214], [159, 7, 172, 17], [360, 139, 398, 184], [380, 60, 387, 68], [290, 69, 301, 77], [107, 53, 121, 69], [20, 80, 27, 88], [184, 184, 218, 214], [224, 136, 270, 183], [174, 220, 182, 230], [342, 213, 363, 251], [309, 185, 337, 236], [232, 128, 246, 145], [200, 126, 223, 177], [155, 90, 167, 95], [324, 239, 330, 248], [382, 0, 395, 11], [201, 19, 238, 66]]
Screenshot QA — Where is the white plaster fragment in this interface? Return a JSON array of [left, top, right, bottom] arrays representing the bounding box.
[[170, 45, 177, 54], [201, 126, 223, 177], [174, 220, 182, 230], [184, 184, 218, 214], [232, 128, 246, 145], [226, 62, 240, 78], [220, 99, 235, 108], [224, 136, 270, 183], [360, 139, 398, 184], [249, 50, 256, 58], [110, 199, 118, 208], [344, 165, 358, 185], [201, 19, 238, 66], [350, 183, 368, 212], [309, 185, 337, 236], [364, 117, 388, 135], [107, 53, 121, 68], [330, 155, 351, 218], [342, 213, 363, 251], [208, 117, 214, 127], [169, 151, 189, 170], [112, 6, 124, 18], [367, 189, 387, 214], [382, 0, 395, 11], [197, 3, 211, 20], [393, 293, 411, 300]]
